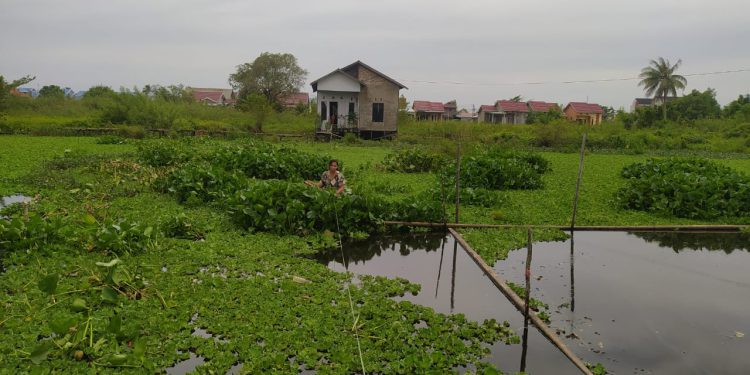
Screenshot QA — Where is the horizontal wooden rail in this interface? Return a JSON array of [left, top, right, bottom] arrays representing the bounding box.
[[384, 221, 749, 232], [449, 229, 593, 375]]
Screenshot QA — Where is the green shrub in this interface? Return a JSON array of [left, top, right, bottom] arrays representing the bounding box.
[[616, 158, 750, 219], [226, 180, 442, 237], [90, 218, 156, 255], [444, 149, 550, 190], [137, 140, 192, 167], [212, 143, 332, 181], [161, 213, 206, 240], [156, 162, 246, 204], [0, 213, 67, 252], [380, 148, 445, 173]]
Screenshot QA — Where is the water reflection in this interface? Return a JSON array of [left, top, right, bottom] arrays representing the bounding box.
[[317, 233, 579, 374], [313, 233, 444, 265], [633, 231, 750, 253], [496, 231, 750, 375]]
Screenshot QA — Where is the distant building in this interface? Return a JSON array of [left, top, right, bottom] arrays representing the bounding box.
[[14, 87, 38, 98], [280, 92, 310, 109], [444, 100, 458, 119], [74, 90, 87, 100], [311, 60, 407, 139], [455, 108, 478, 122], [412, 99, 459, 121], [477, 100, 529, 124], [189, 87, 236, 106], [63, 87, 76, 98], [631, 97, 678, 112], [564, 102, 603, 125], [631, 98, 653, 112]]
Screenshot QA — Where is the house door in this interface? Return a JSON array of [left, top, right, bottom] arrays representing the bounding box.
[[329, 102, 338, 125]]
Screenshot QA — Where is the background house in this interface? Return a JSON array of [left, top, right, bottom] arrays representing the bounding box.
[[189, 87, 236, 106], [13, 87, 38, 98], [528, 101, 559, 113], [455, 108, 478, 122], [631, 96, 678, 112], [311, 60, 406, 139], [477, 100, 529, 124], [412, 99, 458, 120], [412, 100, 445, 121], [564, 102, 603, 125], [280, 92, 310, 110]]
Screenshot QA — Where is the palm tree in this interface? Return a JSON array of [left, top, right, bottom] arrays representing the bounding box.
[[638, 58, 687, 120]]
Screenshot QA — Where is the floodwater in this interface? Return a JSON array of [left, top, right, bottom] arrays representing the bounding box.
[[317, 233, 579, 374], [494, 231, 750, 375], [0, 194, 31, 209]]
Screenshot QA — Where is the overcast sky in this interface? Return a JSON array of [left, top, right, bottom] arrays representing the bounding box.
[[2, 0, 749, 110]]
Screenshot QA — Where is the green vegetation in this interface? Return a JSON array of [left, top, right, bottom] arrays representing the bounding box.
[[616, 158, 750, 219], [2, 134, 750, 373], [379, 147, 445, 173], [451, 149, 550, 190]]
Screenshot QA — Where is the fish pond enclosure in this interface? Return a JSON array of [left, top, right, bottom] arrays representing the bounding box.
[[319, 230, 750, 375]]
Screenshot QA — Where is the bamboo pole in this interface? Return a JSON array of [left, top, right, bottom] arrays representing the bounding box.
[[570, 133, 587, 229], [383, 221, 748, 232], [449, 229, 593, 375], [520, 227, 533, 372], [455, 141, 461, 224]]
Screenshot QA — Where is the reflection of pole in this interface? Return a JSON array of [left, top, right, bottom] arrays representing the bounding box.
[[450, 239, 458, 312], [455, 141, 461, 224], [520, 228, 533, 373], [435, 237, 446, 299], [570, 232, 575, 313], [570, 133, 587, 229]]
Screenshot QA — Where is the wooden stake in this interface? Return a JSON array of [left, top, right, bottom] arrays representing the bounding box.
[[520, 227, 533, 372], [455, 141, 461, 224], [570, 133, 587, 229]]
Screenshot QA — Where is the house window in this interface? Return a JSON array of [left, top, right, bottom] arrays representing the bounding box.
[[372, 103, 384, 122], [320, 101, 327, 121], [348, 102, 355, 115]]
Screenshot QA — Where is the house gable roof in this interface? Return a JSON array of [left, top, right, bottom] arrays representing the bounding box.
[[310, 69, 362, 92], [193, 91, 225, 103], [281, 92, 310, 107], [478, 104, 496, 112], [565, 102, 603, 114], [528, 101, 559, 112], [412, 100, 445, 113], [496, 100, 529, 113], [339, 60, 408, 89]]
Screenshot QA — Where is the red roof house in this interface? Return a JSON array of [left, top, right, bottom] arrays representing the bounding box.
[[281, 92, 310, 109], [564, 102, 603, 125], [193, 90, 226, 106], [528, 101, 559, 112], [478, 100, 529, 124], [412, 100, 458, 121]]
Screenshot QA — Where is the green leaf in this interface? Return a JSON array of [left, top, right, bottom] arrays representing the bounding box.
[[29, 343, 51, 364], [38, 274, 58, 295], [133, 338, 146, 362], [49, 315, 77, 336], [82, 213, 97, 225], [71, 298, 88, 312], [107, 315, 121, 334], [101, 287, 119, 304]]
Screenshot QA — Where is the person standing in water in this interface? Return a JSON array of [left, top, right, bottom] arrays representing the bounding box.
[[305, 159, 346, 196]]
